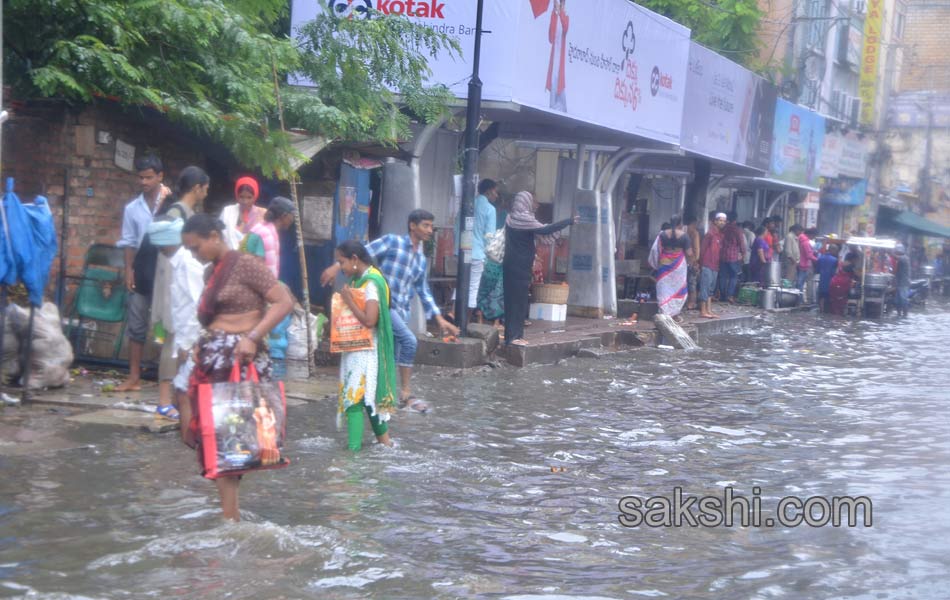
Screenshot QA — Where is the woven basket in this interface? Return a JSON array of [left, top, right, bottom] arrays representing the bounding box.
[[531, 283, 569, 304]]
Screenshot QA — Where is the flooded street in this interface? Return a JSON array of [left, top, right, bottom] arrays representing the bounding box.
[[2, 303, 950, 599]]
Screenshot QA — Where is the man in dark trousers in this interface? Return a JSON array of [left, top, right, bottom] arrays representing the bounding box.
[[115, 155, 170, 392]]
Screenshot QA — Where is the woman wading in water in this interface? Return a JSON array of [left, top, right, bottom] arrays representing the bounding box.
[[182, 214, 293, 520]]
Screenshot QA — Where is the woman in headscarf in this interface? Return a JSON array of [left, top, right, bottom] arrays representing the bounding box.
[[649, 217, 691, 321], [502, 191, 576, 346], [220, 176, 267, 250]]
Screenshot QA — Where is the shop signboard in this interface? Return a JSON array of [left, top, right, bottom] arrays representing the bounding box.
[[680, 42, 776, 170], [858, 0, 884, 125], [821, 177, 867, 206], [770, 99, 826, 188], [838, 133, 868, 179]]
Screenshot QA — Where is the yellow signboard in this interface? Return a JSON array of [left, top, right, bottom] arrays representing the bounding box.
[[858, 0, 884, 127]]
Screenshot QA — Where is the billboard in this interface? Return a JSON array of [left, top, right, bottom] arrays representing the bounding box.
[[770, 99, 825, 188], [680, 42, 776, 170], [291, 0, 690, 144], [511, 0, 690, 145], [289, 0, 521, 101]]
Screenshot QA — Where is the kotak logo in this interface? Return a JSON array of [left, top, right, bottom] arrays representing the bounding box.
[[327, 0, 446, 19], [649, 66, 672, 97]]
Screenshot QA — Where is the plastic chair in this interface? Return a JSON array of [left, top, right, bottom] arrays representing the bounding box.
[[66, 244, 128, 359]]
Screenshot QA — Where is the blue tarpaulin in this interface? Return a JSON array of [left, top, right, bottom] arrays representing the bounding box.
[[0, 179, 58, 306]]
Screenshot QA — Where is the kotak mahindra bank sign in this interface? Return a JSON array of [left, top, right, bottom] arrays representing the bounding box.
[[292, 0, 521, 100], [291, 0, 690, 145], [327, 0, 447, 19]]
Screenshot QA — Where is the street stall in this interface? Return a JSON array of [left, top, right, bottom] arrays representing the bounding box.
[[839, 236, 897, 318]]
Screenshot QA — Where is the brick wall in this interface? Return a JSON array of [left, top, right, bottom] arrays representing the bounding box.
[[1, 101, 205, 303], [898, 1, 950, 92]]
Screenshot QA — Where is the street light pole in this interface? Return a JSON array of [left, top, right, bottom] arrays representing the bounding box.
[[453, 0, 485, 337]]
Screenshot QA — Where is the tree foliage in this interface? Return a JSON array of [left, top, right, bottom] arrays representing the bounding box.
[[2, 0, 456, 177], [637, 0, 763, 67]]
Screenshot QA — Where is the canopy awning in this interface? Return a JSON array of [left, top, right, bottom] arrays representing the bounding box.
[[880, 207, 950, 239]]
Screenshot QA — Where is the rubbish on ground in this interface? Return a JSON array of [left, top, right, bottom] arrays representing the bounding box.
[[2, 392, 21, 406]]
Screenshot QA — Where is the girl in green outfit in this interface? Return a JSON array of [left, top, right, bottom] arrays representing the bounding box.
[[334, 240, 397, 451]]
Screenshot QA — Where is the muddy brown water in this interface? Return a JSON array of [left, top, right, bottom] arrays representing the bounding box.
[[2, 304, 949, 599]]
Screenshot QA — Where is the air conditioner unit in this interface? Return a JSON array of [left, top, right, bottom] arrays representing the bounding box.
[[852, 0, 866, 14], [850, 96, 862, 126]]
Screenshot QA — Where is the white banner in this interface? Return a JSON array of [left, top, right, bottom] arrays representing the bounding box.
[[838, 133, 868, 179], [680, 43, 751, 165], [680, 42, 777, 170], [290, 0, 520, 101], [820, 131, 843, 178], [510, 0, 690, 145]]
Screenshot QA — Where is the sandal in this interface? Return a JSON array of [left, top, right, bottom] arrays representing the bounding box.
[[399, 396, 430, 413], [155, 405, 180, 420]]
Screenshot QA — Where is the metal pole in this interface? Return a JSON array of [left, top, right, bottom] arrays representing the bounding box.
[[453, 0, 485, 336], [55, 167, 70, 309]]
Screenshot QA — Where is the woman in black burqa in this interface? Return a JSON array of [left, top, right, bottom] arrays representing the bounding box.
[[502, 191, 576, 346]]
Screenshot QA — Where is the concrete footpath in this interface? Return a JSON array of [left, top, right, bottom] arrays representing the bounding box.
[[415, 303, 764, 368], [1, 301, 788, 438], [1, 365, 339, 434]]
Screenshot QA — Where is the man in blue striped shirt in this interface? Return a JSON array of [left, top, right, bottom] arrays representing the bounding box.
[[322, 209, 459, 412]]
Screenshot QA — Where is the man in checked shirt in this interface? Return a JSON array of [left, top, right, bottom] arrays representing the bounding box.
[[321, 209, 459, 412]]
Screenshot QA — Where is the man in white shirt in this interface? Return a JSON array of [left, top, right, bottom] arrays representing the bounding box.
[[115, 155, 170, 392]]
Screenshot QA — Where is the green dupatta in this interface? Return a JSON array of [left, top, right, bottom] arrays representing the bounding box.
[[350, 266, 398, 417]]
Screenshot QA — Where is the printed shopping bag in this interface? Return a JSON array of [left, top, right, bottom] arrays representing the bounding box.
[[198, 362, 289, 479], [485, 228, 506, 263], [330, 289, 374, 353]]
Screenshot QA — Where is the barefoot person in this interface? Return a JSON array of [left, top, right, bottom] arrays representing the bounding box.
[[115, 155, 171, 392], [182, 214, 293, 521], [699, 212, 726, 319], [320, 210, 459, 412], [334, 241, 397, 451]]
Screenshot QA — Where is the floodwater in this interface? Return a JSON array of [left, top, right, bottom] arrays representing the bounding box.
[[2, 303, 950, 599]]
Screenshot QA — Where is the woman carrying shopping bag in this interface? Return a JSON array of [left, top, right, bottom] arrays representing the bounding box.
[[181, 214, 293, 521]]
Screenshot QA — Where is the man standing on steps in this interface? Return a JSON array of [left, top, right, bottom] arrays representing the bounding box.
[[321, 209, 460, 412], [115, 155, 171, 392], [470, 179, 499, 324]]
